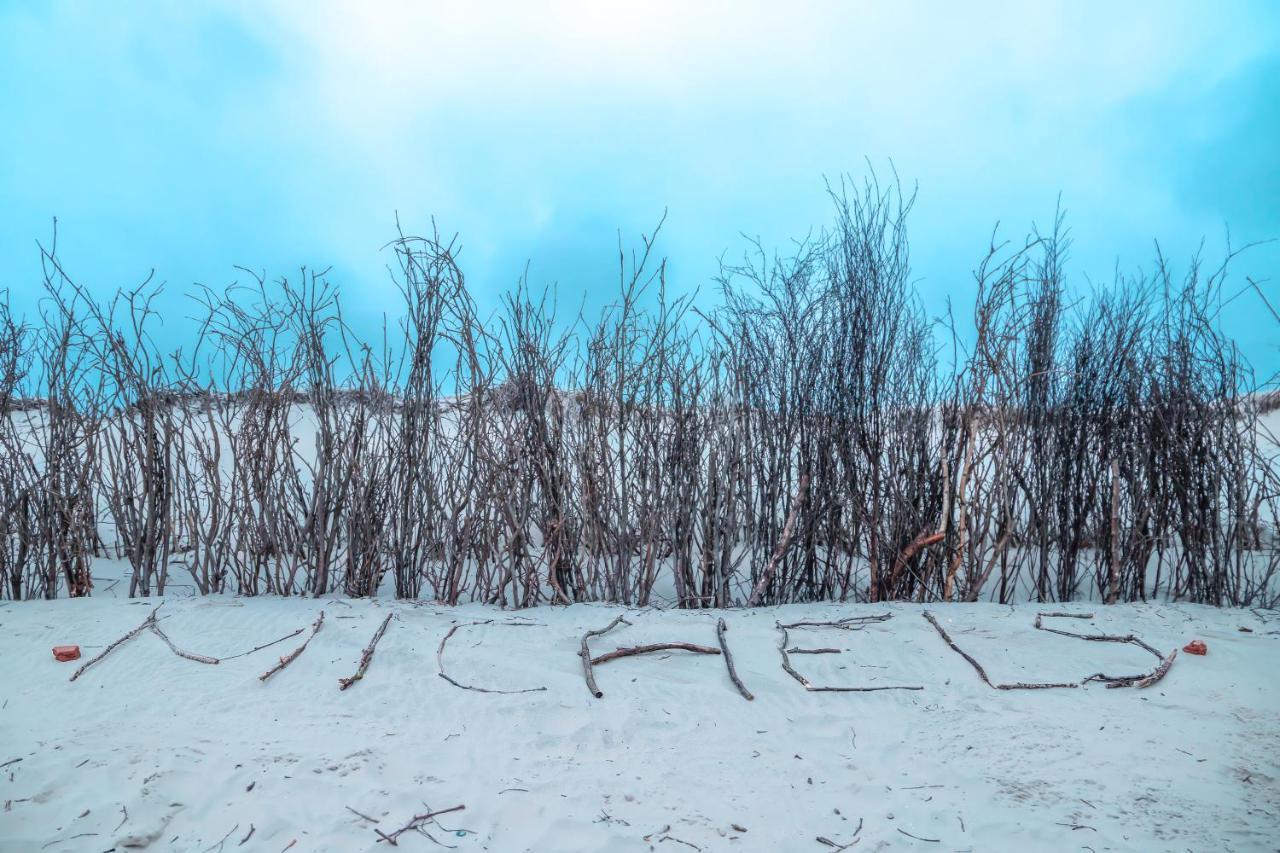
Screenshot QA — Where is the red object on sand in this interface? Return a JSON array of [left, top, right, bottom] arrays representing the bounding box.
[[52, 645, 81, 662], [1182, 640, 1207, 655]]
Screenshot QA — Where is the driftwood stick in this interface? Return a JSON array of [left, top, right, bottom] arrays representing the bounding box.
[[149, 622, 220, 665], [778, 625, 923, 692], [788, 647, 841, 654], [746, 473, 809, 607], [922, 611, 1077, 690], [716, 618, 754, 701], [590, 642, 720, 666], [437, 621, 547, 694], [777, 614, 892, 630], [339, 612, 394, 691], [374, 805, 465, 846], [1082, 663, 1172, 689], [260, 610, 325, 682], [1132, 648, 1177, 688], [221, 627, 306, 661], [70, 604, 162, 682], [1033, 613, 1163, 659], [579, 614, 631, 698]]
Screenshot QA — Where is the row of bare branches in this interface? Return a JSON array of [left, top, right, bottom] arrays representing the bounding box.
[[2, 177, 1277, 606]]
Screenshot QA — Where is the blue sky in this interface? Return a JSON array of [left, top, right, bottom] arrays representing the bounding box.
[[2, 1, 1277, 376]]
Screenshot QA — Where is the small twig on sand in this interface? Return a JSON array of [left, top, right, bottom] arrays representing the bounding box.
[[922, 611, 1077, 690], [346, 805, 381, 823], [0, 758, 21, 769], [716, 618, 754, 701], [260, 610, 325, 682], [221, 627, 305, 661], [788, 647, 841, 654], [40, 832, 98, 849], [579, 614, 632, 698], [238, 825, 255, 846], [779, 625, 923, 692], [590, 643, 720, 666], [375, 805, 465, 845], [897, 827, 940, 842], [437, 621, 547, 694], [201, 823, 238, 853], [339, 612, 394, 690]]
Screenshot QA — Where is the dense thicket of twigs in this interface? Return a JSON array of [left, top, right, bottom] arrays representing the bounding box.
[[2, 177, 1277, 607]]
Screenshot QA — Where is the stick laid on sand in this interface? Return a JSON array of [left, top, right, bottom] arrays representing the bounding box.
[[260, 610, 325, 683], [716, 618, 754, 701], [339, 612, 394, 691]]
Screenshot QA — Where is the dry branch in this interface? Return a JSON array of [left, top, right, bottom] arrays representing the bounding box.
[[260, 610, 325, 682], [338, 612, 394, 691], [778, 614, 892, 630], [149, 621, 219, 665], [716, 618, 754, 701], [1032, 613, 1163, 658], [1034, 612, 1176, 689], [579, 614, 632, 698], [777, 624, 922, 692], [1132, 648, 1177, 688], [922, 611, 1077, 690], [69, 604, 162, 682], [374, 805, 465, 846], [437, 620, 547, 694], [589, 642, 720, 666]]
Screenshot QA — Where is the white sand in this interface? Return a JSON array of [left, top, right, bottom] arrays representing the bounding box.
[[1, 597, 1277, 852]]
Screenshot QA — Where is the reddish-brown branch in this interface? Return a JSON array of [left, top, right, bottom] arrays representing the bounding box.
[[888, 531, 945, 596]]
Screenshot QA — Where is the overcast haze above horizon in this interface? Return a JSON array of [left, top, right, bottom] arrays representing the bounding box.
[[1, 1, 1277, 377]]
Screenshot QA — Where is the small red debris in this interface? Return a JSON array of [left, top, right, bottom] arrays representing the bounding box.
[[1182, 640, 1207, 655], [52, 645, 81, 662]]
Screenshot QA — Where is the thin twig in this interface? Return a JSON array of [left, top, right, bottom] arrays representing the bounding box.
[[220, 627, 305, 661]]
